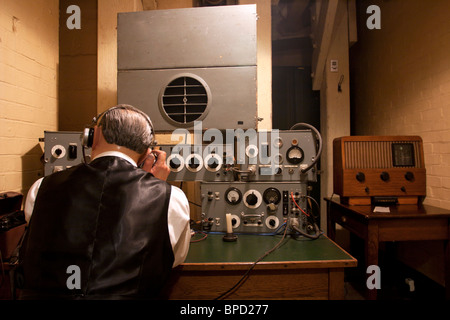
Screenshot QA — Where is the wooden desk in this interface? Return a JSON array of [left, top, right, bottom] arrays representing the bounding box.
[[325, 198, 450, 300], [165, 234, 356, 300]]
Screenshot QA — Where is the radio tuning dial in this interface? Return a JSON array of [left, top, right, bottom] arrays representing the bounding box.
[[170, 158, 181, 169], [189, 157, 200, 169], [380, 171, 390, 182], [356, 172, 365, 182], [246, 192, 258, 206], [405, 171, 414, 181]]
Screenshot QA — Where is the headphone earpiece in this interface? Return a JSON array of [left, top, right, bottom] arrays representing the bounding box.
[[81, 127, 95, 148]]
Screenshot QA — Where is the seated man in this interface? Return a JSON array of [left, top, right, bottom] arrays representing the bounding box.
[[19, 104, 191, 299]]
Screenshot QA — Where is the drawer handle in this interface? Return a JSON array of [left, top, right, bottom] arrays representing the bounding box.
[[341, 216, 347, 223]]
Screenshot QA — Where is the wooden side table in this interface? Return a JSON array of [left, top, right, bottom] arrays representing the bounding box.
[[325, 197, 450, 300]]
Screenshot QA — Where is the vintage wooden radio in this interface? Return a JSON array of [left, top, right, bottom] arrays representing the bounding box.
[[333, 136, 426, 205]]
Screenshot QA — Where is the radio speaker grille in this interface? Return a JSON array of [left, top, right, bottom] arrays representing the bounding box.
[[344, 140, 422, 169]]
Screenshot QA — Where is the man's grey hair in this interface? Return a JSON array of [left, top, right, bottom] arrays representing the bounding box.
[[98, 104, 154, 154]]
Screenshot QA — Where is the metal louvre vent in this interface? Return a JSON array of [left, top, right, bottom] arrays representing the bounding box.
[[161, 76, 209, 125]]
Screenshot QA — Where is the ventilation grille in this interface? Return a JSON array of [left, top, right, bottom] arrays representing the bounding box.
[[344, 140, 422, 169], [161, 76, 208, 124]]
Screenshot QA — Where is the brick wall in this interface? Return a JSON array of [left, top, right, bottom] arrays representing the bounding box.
[[0, 0, 59, 196], [350, 0, 450, 210]]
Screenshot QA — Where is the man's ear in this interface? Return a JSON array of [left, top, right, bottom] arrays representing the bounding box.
[[137, 148, 152, 166], [91, 126, 102, 150]]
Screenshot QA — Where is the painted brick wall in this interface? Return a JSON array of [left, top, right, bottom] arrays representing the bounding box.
[[0, 0, 59, 196], [350, 0, 450, 210]]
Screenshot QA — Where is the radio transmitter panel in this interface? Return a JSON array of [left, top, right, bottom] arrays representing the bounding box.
[[201, 182, 314, 235], [160, 129, 319, 183], [333, 135, 426, 205], [41, 126, 321, 236], [42, 131, 90, 176]]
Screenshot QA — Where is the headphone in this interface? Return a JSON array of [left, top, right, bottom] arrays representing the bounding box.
[[81, 104, 157, 149]]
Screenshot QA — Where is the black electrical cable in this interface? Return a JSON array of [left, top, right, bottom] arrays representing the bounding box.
[[289, 122, 323, 173], [290, 193, 323, 240], [291, 224, 323, 240], [214, 221, 289, 300]]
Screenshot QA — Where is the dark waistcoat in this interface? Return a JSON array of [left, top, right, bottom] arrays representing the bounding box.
[[19, 156, 174, 299]]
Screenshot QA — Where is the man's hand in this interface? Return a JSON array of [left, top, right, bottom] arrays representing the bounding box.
[[140, 148, 170, 181]]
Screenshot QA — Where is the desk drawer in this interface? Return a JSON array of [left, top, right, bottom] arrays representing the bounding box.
[[332, 211, 368, 239]]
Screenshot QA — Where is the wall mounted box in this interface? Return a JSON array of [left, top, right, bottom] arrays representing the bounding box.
[[117, 5, 258, 132]]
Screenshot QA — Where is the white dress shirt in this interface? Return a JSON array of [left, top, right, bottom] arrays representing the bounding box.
[[24, 151, 191, 267]]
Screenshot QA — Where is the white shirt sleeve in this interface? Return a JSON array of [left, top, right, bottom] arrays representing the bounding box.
[[24, 177, 43, 224], [167, 185, 191, 268]]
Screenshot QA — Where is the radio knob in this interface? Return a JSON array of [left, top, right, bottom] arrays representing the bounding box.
[[269, 219, 276, 227], [267, 203, 277, 212], [169, 158, 181, 169], [356, 172, 365, 182], [246, 193, 258, 206], [405, 171, 415, 181], [380, 171, 390, 182], [207, 157, 219, 169], [188, 157, 200, 169]]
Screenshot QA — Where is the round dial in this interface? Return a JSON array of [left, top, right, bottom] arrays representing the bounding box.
[[263, 187, 281, 204], [185, 154, 203, 172], [204, 153, 222, 172], [166, 154, 184, 172], [286, 146, 304, 164], [243, 189, 262, 208], [225, 187, 242, 205]]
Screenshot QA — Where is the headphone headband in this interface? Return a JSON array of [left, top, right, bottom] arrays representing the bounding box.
[[81, 105, 156, 148]]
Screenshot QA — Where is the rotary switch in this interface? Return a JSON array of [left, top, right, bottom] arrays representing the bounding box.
[[380, 171, 390, 182], [356, 172, 365, 182], [245, 192, 258, 206], [405, 171, 415, 181], [170, 158, 181, 170]]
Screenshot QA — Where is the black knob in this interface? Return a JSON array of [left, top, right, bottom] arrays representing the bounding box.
[[68, 145, 77, 159], [55, 148, 62, 156], [246, 193, 258, 206], [269, 219, 276, 227], [405, 171, 415, 181], [189, 157, 200, 169], [356, 172, 365, 182], [380, 171, 390, 182], [208, 157, 219, 169], [169, 158, 181, 169]]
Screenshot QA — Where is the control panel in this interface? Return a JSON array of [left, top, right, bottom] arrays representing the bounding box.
[[41, 125, 322, 237], [200, 182, 318, 236], [159, 143, 235, 182], [42, 131, 90, 176], [160, 129, 319, 183]]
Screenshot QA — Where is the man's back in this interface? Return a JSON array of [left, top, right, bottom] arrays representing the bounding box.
[[19, 156, 174, 299]]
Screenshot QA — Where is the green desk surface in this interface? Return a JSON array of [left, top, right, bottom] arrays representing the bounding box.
[[183, 233, 356, 269]]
